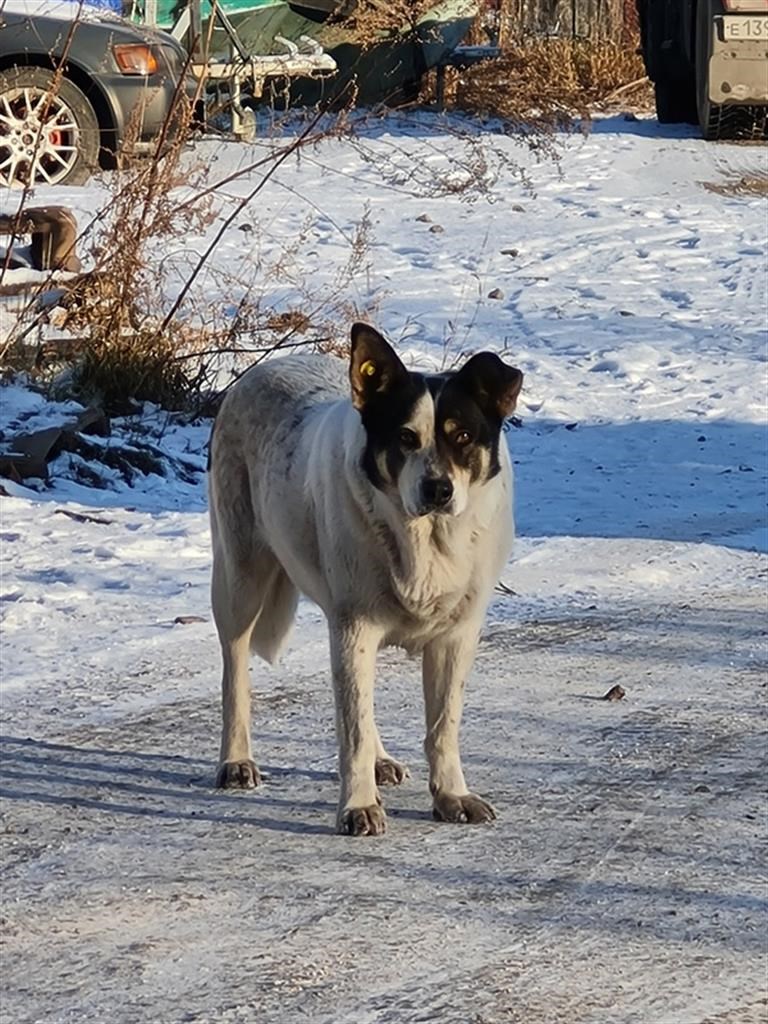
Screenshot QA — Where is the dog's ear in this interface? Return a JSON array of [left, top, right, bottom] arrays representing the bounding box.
[[455, 352, 523, 421], [349, 323, 408, 410]]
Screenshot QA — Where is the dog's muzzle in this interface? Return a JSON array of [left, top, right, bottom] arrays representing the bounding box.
[[419, 476, 454, 514]]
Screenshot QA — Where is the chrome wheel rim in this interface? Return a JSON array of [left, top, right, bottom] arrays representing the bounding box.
[[0, 86, 81, 187]]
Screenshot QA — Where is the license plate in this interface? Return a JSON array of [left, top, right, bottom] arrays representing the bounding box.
[[722, 15, 768, 38]]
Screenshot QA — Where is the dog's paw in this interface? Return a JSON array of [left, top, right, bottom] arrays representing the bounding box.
[[337, 804, 387, 836], [375, 757, 410, 787], [216, 759, 261, 789], [432, 791, 496, 824]]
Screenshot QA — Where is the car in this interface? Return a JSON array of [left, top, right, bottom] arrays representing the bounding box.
[[0, 0, 192, 188], [636, 0, 768, 139]]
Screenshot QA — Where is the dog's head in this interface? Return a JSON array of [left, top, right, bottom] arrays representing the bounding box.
[[349, 323, 523, 518]]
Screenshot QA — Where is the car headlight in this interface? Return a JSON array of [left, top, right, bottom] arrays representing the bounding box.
[[113, 44, 159, 76]]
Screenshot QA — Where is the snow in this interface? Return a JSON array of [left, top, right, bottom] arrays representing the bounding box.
[[1, 114, 767, 1023]]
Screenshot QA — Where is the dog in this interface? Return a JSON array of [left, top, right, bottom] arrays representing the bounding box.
[[208, 323, 523, 835]]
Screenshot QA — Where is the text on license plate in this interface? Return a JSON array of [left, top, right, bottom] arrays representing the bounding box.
[[722, 15, 768, 38]]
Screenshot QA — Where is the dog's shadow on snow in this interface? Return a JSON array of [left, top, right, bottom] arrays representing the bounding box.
[[0, 735, 340, 836]]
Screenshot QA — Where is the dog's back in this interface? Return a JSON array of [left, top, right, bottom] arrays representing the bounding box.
[[210, 353, 347, 508]]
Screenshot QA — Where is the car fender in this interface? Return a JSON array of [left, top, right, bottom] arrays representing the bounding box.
[[0, 48, 122, 146]]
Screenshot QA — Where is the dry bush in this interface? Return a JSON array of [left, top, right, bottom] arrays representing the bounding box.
[[57, 191, 374, 411], [58, 102, 214, 410], [0, 99, 380, 412], [3, 87, 562, 410], [453, 35, 650, 125], [333, 1, 437, 44], [0, 83, 211, 409]]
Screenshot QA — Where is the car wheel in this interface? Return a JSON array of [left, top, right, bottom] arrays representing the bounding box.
[[644, 0, 696, 126], [0, 66, 100, 188], [695, 0, 738, 140], [654, 78, 698, 125]]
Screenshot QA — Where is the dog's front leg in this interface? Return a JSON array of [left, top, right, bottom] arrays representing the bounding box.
[[422, 630, 496, 825], [329, 618, 386, 836]]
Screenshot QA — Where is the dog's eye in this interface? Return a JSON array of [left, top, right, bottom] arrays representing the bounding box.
[[454, 430, 472, 446], [399, 428, 419, 450]]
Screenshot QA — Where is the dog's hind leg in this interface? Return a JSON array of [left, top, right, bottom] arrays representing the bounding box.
[[213, 543, 298, 789], [212, 551, 262, 789], [373, 727, 410, 787]]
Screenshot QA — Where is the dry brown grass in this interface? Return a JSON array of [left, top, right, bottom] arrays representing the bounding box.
[[337, 1, 438, 43], [702, 172, 768, 197], [0, 94, 209, 409], [453, 35, 650, 125], [55, 185, 375, 411], [50, 98, 213, 410]]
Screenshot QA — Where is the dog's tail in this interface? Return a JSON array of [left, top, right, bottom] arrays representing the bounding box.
[[248, 565, 299, 664]]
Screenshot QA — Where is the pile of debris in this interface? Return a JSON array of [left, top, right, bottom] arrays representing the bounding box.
[[0, 403, 204, 491]]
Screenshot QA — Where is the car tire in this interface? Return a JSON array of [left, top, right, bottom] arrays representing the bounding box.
[[0, 66, 100, 187], [654, 78, 698, 125], [644, 0, 697, 125]]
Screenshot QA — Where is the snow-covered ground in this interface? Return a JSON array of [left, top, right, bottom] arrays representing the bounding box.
[[1, 115, 767, 1024]]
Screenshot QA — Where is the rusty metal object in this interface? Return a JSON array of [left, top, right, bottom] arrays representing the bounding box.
[[0, 206, 81, 272]]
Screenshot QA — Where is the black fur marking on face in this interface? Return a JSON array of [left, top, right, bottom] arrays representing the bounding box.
[[359, 372, 428, 490], [435, 375, 505, 482]]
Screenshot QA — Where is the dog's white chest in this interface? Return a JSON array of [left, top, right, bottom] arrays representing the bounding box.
[[397, 564, 468, 621], [383, 517, 494, 645]]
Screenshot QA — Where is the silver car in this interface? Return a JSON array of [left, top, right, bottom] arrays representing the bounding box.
[[0, 0, 192, 187]]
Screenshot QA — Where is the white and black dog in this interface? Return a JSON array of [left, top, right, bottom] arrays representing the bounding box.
[[208, 323, 523, 835]]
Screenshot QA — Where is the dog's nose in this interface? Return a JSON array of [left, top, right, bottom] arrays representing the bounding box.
[[421, 477, 453, 509]]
